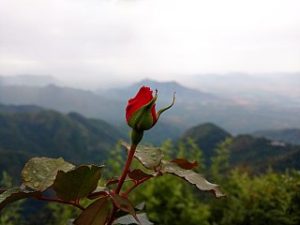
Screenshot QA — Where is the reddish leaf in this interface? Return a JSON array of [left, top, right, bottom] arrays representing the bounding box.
[[0, 188, 40, 211], [88, 187, 108, 200], [171, 158, 198, 170], [87, 191, 108, 200], [106, 178, 119, 187], [128, 169, 152, 182], [74, 196, 112, 225], [112, 194, 140, 224]]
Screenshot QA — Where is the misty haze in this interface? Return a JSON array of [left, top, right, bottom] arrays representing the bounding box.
[[0, 0, 300, 225], [1, 73, 300, 136]]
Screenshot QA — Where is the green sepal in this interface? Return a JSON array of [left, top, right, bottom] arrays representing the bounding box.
[[131, 129, 144, 146], [157, 92, 175, 119]]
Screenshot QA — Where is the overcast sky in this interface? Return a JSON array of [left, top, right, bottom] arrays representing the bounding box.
[[0, 0, 299, 88]]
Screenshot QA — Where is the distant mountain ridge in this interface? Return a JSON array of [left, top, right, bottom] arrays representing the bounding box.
[[180, 123, 231, 164], [229, 135, 300, 172], [189, 73, 300, 107], [0, 109, 124, 179], [180, 123, 300, 172], [1, 77, 300, 133], [253, 128, 300, 145], [0, 104, 43, 113], [135, 79, 215, 98], [0, 75, 59, 87], [0, 104, 299, 179], [0, 84, 123, 122], [102, 79, 218, 103]]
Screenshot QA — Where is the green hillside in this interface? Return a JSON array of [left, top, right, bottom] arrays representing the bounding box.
[[0, 109, 124, 178], [253, 128, 300, 145], [0, 110, 300, 225], [180, 123, 231, 164], [180, 123, 300, 172], [0, 103, 43, 113], [229, 135, 300, 172]]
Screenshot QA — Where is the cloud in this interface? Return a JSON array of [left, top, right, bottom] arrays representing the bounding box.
[[0, 0, 299, 87]]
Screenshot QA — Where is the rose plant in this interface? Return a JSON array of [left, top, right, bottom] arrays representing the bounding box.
[[0, 86, 224, 225]]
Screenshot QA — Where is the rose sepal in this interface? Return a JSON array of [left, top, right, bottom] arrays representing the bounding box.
[[157, 92, 176, 119]]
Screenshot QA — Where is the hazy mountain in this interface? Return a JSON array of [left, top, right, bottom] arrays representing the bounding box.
[[0, 109, 124, 178], [0, 75, 59, 87], [253, 128, 300, 145], [0, 104, 43, 113], [229, 135, 300, 172], [1, 106, 299, 180], [187, 73, 300, 107], [180, 123, 300, 172], [102, 78, 300, 134], [189, 73, 300, 94], [180, 123, 231, 164], [101, 79, 219, 104], [0, 84, 123, 122], [1, 77, 300, 134]]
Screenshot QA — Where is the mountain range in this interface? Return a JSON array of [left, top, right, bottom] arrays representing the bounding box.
[[1, 75, 300, 135], [0, 106, 124, 180], [187, 73, 300, 107], [0, 105, 299, 180], [253, 128, 300, 145], [0, 75, 59, 87], [180, 123, 300, 173]]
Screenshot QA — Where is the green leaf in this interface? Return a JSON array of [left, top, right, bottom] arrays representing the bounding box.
[[21, 157, 74, 191], [111, 194, 137, 220], [74, 196, 112, 225], [161, 161, 225, 198], [53, 165, 103, 201], [0, 187, 40, 210], [113, 213, 153, 225], [122, 142, 163, 170]]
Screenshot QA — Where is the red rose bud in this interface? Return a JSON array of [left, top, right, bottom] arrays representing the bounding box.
[[126, 86, 157, 130], [126, 86, 175, 144]]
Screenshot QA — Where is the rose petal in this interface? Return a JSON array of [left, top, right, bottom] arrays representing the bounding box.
[[126, 86, 156, 123]]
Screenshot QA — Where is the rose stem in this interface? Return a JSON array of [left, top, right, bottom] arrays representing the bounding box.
[[107, 144, 137, 225], [35, 196, 85, 210], [124, 176, 152, 196], [115, 144, 137, 194]]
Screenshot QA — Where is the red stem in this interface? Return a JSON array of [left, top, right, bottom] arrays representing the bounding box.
[[35, 195, 85, 210], [107, 206, 117, 225], [115, 144, 137, 194], [124, 176, 152, 196], [107, 144, 137, 225]]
